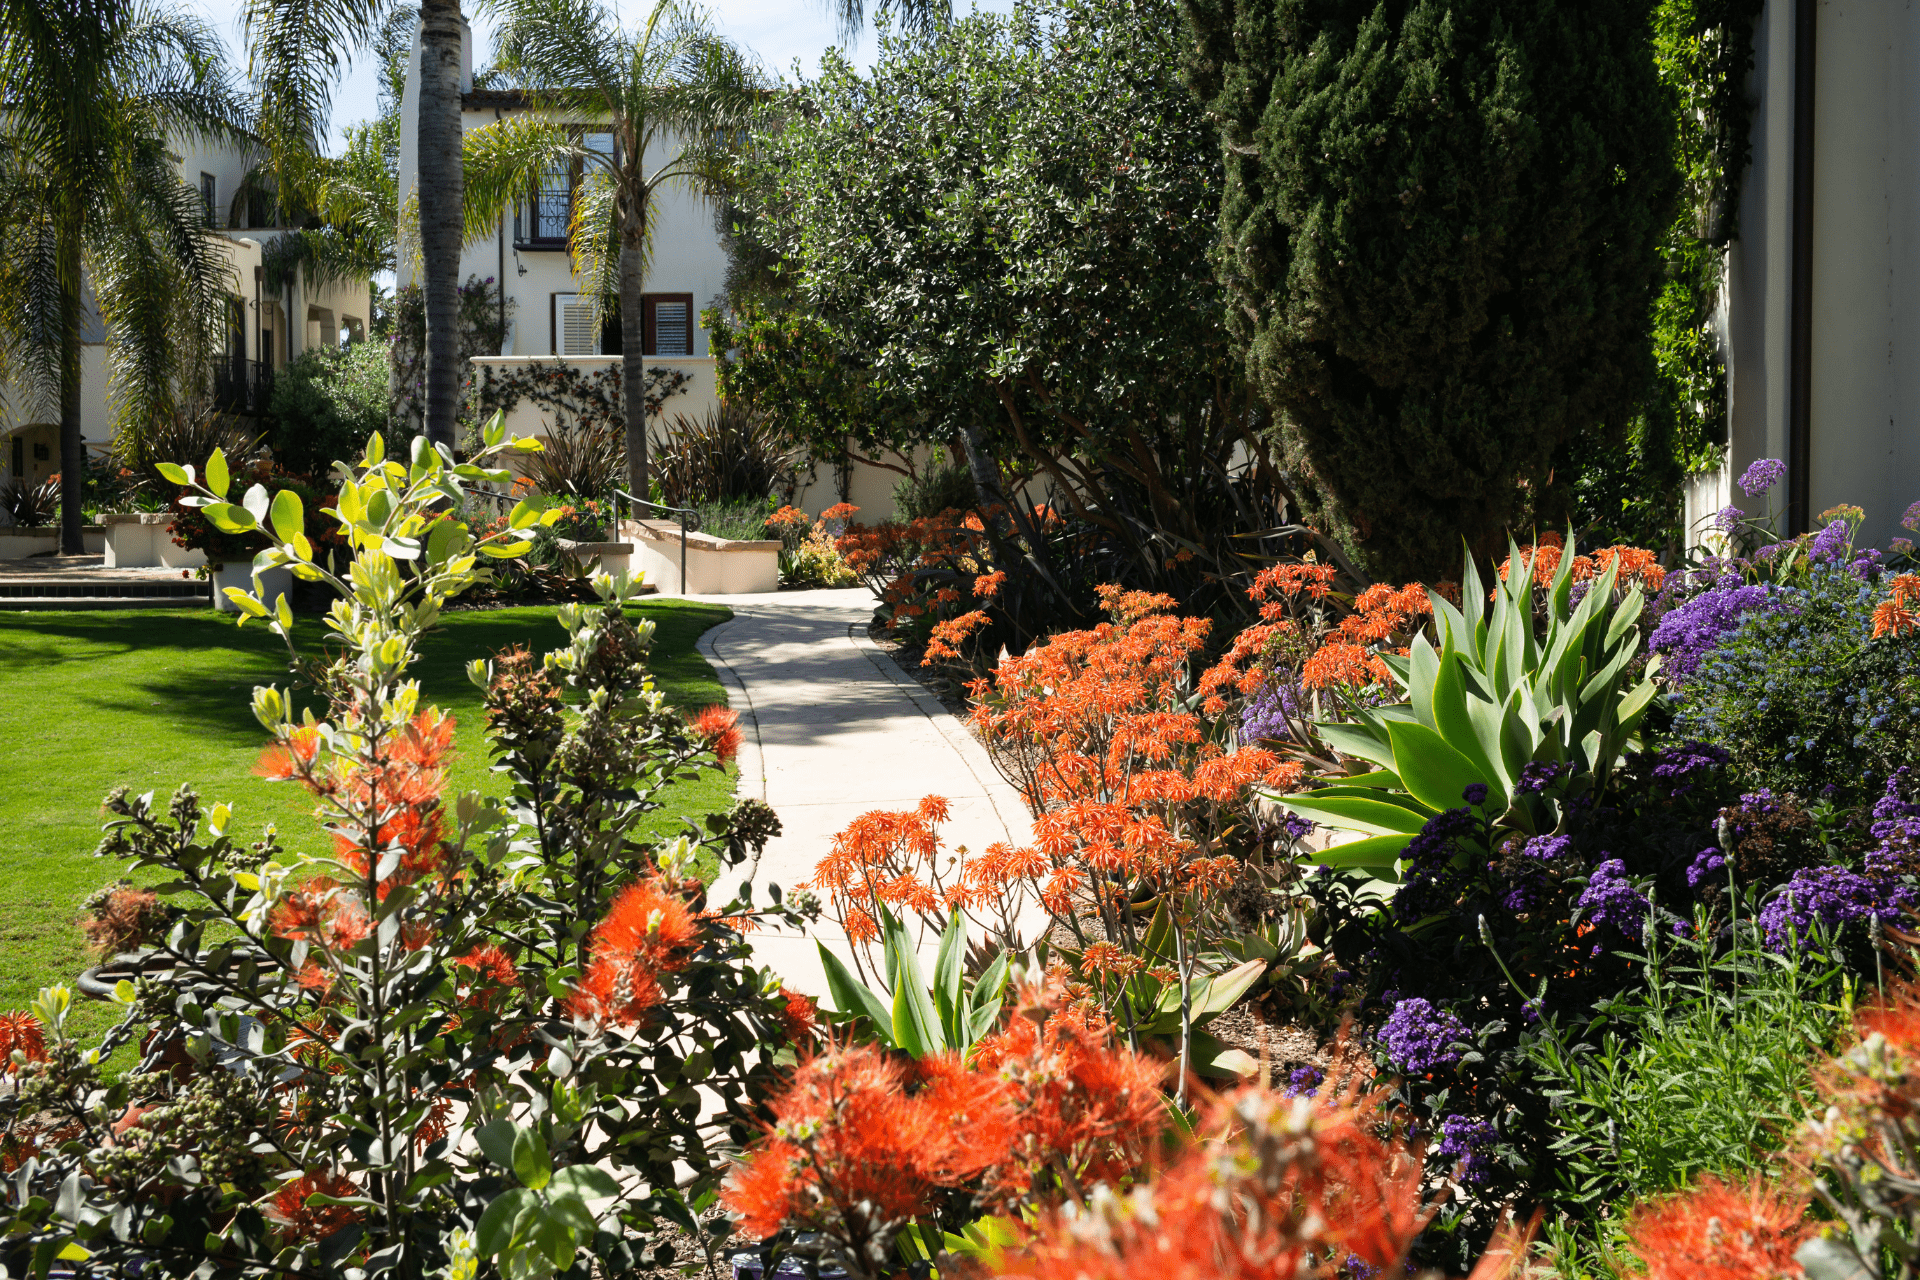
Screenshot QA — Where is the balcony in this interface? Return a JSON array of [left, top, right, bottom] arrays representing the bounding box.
[[213, 359, 273, 416]]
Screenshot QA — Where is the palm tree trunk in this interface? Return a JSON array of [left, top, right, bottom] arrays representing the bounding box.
[[417, 0, 465, 451], [619, 208, 648, 498], [58, 232, 85, 557]]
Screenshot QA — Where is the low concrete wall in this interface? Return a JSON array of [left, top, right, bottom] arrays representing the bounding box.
[[0, 527, 106, 558], [101, 513, 206, 569], [620, 519, 779, 595]]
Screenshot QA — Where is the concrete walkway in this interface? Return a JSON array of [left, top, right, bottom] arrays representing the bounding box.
[[696, 587, 1036, 998]]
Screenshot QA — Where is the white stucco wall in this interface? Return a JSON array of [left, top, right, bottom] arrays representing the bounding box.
[[1719, 0, 1920, 547], [397, 19, 731, 361]]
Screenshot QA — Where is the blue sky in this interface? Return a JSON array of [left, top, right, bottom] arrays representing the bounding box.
[[183, 0, 893, 155]]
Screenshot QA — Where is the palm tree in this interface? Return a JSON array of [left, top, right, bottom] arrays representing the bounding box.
[[248, 0, 470, 451], [464, 0, 763, 497], [0, 0, 251, 554]]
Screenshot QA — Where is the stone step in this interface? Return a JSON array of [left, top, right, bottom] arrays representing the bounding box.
[[0, 578, 209, 600], [0, 595, 210, 611]]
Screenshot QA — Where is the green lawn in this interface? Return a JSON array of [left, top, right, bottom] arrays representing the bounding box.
[[0, 600, 735, 1033]]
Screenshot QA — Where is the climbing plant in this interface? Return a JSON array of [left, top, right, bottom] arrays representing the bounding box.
[[1565, 0, 1765, 550]]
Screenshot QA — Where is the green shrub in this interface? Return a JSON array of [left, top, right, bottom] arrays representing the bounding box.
[[892, 457, 976, 522], [1179, 0, 1679, 581], [1673, 565, 1920, 805], [264, 340, 391, 479]]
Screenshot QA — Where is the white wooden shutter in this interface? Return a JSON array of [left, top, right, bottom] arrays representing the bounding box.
[[653, 300, 690, 355], [554, 293, 598, 356]]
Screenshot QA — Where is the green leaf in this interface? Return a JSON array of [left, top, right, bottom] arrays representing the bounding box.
[[549, 1166, 620, 1202], [1313, 721, 1398, 772], [1386, 719, 1501, 813], [511, 1126, 551, 1191], [205, 448, 229, 499], [1432, 649, 1507, 794], [270, 488, 304, 543], [1274, 791, 1429, 836], [884, 907, 944, 1057], [1187, 1028, 1258, 1079], [1190, 958, 1266, 1018], [155, 462, 191, 487], [932, 909, 967, 1049], [1308, 833, 1414, 871], [477, 1120, 520, 1170], [508, 497, 543, 530], [203, 502, 257, 534], [816, 942, 891, 1034], [483, 410, 507, 448], [476, 1187, 537, 1257], [242, 483, 270, 526]]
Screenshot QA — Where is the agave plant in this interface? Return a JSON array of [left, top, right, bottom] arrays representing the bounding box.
[[1273, 539, 1662, 879]]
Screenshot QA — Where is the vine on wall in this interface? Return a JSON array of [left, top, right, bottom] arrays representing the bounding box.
[[1570, 0, 1764, 550]]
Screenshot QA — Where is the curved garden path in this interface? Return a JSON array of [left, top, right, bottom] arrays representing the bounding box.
[[696, 587, 1038, 997]]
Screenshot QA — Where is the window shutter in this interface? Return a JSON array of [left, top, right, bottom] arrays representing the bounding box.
[[653, 300, 690, 355], [554, 294, 599, 356]]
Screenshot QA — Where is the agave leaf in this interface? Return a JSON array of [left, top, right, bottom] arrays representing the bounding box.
[[1309, 832, 1414, 871], [932, 910, 967, 1050], [1461, 548, 1487, 647], [1387, 719, 1503, 814], [1276, 792, 1430, 836], [1315, 722, 1398, 773], [1408, 634, 1442, 731], [1186, 1029, 1259, 1079], [1433, 649, 1507, 794]]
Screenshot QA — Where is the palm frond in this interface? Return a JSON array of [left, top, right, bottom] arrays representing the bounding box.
[[461, 111, 570, 244]]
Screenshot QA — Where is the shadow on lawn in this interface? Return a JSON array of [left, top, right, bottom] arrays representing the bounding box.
[[22, 601, 734, 749]]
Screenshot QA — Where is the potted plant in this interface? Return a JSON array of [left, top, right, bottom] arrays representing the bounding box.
[[167, 461, 329, 611]]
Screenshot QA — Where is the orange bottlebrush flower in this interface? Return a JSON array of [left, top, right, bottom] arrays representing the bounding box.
[[451, 946, 519, 1006], [778, 985, 819, 1042], [1625, 1175, 1811, 1280], [1875, 597, 1919, 640], [0, 1012, 47, 1071], [587, 878, 702, 973], [270, 883, 371, 951], [268, 1171, 363, 1241], [690, 704, 743, 764], [255, 724, 324, 781]]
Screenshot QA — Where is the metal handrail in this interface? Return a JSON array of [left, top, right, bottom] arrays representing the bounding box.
[[613, 489, 697, 594]]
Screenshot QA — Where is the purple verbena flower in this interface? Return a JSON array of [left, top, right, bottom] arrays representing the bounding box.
[[1761, 865, 1913, 952], [1437, 1115, 1499, 1186], [1739, 458, 1788, 497], [1809, 520, 1851, 564], [1685, 846, 1727, 889], [1284, 1065, 1324, 1099], [1515, 761, 1568, 794], [1462, 783, 1489, 807], [1713, 505, 1746, 534], [1648, 586, 1785, 680], [1577, 859, 1652, 937], [1523, 834, 1572, 862], [1378, 998, 1470, 1074]]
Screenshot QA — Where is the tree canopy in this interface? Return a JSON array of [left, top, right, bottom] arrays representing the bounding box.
[[1180, 0, 1678, 580]]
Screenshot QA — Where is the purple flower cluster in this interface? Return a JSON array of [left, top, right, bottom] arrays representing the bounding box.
[[1516, 761, 1569, 794], [1713, 505, 1746, 534], [1577, 859, 1653, 938], [1864, 770, 1920, 880], [1378, 998, 1470, 1074], [1240, 678, 1305, 745], [1760, 865, 1912, 951], [1685, 846, 1727, 889], [1280, 812, 1316, 842], [1392, 807, 1478, 922], [1648, 585, 1785, 680], [1631, 740, 1731, 798], [1739, 457, 1788, 497], [1437, 1115, 1499, 1186], [1905, 500, 1920, 533], [1501, 834, 1572, 911], [1809, 520, 1852, 564], [1462, 783, 1489, 807], [1284, 1065, 1324, 1098]]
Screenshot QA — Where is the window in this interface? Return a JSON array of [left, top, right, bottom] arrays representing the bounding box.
[[519, 132, 617, 246], [552, 293, 601, 355], [645, 295, 692, 356], [551, 292, 695, 356], [200, 173, 217, 227]]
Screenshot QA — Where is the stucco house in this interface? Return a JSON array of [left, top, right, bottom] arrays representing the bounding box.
[[0, 138, 372, 496], [1696, 0, 1920, 549], [392, 19, 728, 419]]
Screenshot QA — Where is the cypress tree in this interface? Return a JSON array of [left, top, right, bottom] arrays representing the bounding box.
[[1180, 0, 1677, 580]]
